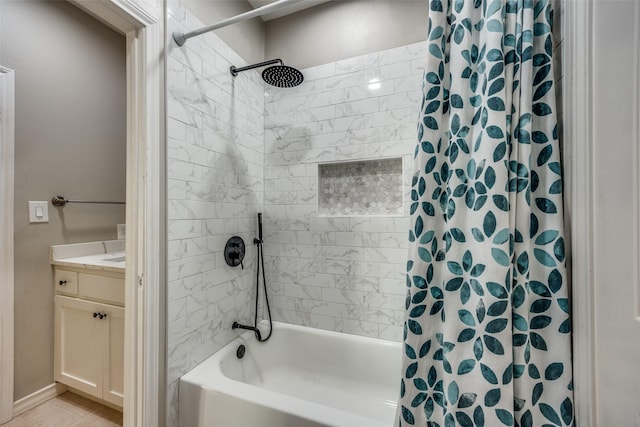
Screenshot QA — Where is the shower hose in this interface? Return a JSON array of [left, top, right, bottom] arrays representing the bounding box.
[[254, 232, 273, 342]]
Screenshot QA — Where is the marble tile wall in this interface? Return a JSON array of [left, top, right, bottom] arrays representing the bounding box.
[[263, 41, 427, 342], [166, 2, 264, 425]]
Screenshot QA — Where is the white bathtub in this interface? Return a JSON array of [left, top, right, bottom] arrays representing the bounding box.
[[179, 322, 401, 427]]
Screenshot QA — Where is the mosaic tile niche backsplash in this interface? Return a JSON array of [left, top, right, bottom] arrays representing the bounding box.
[[263, 40, 427, 342], [319, 158, 404, 216]]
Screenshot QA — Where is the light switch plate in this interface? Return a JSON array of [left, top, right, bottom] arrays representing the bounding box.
[[29, 201, 49, 223]]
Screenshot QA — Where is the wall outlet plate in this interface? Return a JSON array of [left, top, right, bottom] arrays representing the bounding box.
[[28, 201, 49, 223]]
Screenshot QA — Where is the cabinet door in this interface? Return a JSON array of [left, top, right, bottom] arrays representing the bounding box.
[[102, 304, 124, 407], [54, 296, 102, 399]]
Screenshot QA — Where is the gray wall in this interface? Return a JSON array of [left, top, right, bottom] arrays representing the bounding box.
[[0, 0, 126, 400], [180, 0, 265, 64], [180, 1, 427, 70], [265, 0, 428, 69]]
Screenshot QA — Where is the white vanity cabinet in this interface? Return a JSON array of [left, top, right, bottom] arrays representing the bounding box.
[[53, 265, 125, 408]]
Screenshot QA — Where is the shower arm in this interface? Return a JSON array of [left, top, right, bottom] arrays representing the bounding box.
[[230, 59, 283, 76], [173, 0, 304, 46]]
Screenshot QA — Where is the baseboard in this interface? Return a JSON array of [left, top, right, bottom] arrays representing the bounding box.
[[63, 386, 122, 412], [12, 383, 67, 417]]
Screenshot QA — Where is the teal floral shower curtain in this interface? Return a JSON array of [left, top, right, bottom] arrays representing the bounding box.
[[398, 1, 574, 426]]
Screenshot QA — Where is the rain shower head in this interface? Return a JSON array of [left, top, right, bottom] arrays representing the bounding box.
[[230, 59, 304, 88], [262, 65, 304, 88]]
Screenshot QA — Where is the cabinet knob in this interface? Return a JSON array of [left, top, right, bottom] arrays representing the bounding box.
[[58, 280, 67, 286], [93, 312, 99, 318]]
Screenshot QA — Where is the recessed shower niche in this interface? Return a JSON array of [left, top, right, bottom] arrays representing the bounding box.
[[318, 158, 404, 216]]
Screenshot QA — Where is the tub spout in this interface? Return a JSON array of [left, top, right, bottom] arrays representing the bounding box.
[[232, 321, 263, 341]]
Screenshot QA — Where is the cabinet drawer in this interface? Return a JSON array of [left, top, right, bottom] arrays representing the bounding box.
[[78, 273, 124, 306], [54, 269, 78, 295]]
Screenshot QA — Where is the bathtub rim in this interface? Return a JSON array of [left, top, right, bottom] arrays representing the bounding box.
[[179, 321, 401, 427]]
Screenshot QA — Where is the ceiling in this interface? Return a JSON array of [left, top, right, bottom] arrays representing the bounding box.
[[246, 0, 331, 21]]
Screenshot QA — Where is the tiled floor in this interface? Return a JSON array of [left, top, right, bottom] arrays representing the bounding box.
[[1, 391, 122, 426]]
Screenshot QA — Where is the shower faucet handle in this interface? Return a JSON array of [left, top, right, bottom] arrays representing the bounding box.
[[228, 250, 244, 269], [224, 236, 246, 268]]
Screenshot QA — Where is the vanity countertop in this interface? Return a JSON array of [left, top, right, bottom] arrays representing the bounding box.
[[51, 240, 125, 273]]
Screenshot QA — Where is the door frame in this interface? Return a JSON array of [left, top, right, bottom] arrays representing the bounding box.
[[565, 1, 596, 426], [0, 66, 15, 425], [0, 0, 165, 425], [566, 2, 640, 425]]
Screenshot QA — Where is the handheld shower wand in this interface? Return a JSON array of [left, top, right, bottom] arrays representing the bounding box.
[[255, 212, 263, 244], [232, 212, 273, 342]]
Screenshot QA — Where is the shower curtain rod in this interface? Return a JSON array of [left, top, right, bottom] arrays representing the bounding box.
[[173, 0, 305, 46]]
